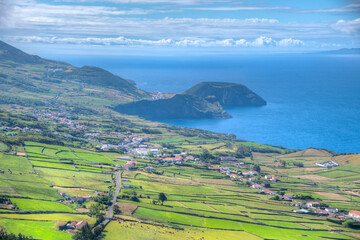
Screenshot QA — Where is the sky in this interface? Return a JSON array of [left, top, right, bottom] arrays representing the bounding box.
[[0, 0, 359, 55]]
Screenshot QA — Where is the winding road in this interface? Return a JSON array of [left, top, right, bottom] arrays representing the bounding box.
[[102, 170, 122, 225]]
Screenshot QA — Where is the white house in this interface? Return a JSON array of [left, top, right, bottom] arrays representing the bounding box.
[[349, 210, 360, 220]]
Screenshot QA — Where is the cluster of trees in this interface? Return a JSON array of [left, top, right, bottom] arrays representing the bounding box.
[[327, 218, 360, 229], [89, 203, 105, 224], [199, 149, 219, 164], [0, 229, 33, 240], [0, 132, 65, 147], [119, 191, 143, 202], [0, 94, 45, 107], [141, 128, 162, 134], [235, 145, 282, 158], [72, 223, 102, 240], [0, 197, 11, 204]]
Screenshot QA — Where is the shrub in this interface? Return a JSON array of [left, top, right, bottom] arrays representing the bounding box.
[[130, 196, 140, 202]]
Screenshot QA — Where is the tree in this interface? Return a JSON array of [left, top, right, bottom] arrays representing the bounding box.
[[147, 151, 154, 158], [113, 204, 121, 214], [96, 213, 104, 223], [158, 193, 167, 205], [130, 196, 140, 202], [253, 165, 261, 173], [72, 223, 97, 240], [89, 203, 102, 216]]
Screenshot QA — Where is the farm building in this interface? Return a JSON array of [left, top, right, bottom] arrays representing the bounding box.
[[293, 209, 310, 214], [252, 184, 262, 189], [306, 202, 320, 208], [349, 210, 360, 220], [284, 194, 295, 199], [265, 175, 279, 181]]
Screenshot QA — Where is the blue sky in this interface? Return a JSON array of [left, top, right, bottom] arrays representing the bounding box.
[[0, 0, 359, 54]]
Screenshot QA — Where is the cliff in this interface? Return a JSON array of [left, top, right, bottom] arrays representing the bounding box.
[[114, 93, 231, 120], [185, 82, 266, 107]]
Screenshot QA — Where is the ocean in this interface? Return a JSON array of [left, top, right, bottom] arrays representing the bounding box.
[[50, 53, 360, 153]]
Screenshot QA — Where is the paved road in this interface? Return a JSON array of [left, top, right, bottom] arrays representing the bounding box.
[[102, 170, 122, 225]]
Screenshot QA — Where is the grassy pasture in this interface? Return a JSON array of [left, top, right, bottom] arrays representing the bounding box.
[[104, 221, 261, 240], [0, 213, 95, 224], [10, 198, 73, 212], [0, 219, 72, 240], [35, 167, 112, 191]]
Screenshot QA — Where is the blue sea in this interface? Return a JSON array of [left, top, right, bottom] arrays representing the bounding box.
[[49, 53, 360, 153]]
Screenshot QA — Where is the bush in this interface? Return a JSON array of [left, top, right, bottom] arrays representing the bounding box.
[[327, 218, 344, 225], [130, 196, 140, 202], [343, 220, 360, 229], [270, 195, 280, 201]]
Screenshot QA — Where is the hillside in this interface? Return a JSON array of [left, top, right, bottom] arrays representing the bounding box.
[[0, 40, 46, 64], [114, 93, 232, 119], [0, 40, 148, 106], [185, 82, 266, 107]]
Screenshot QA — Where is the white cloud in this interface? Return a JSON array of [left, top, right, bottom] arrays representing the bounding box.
[[297, 4, 360, 13], [245, 18, 279, 24], [10, 35, 305, 48], [332, 18, 360, 34], [277, 38, 304, 47], [55, 0, 225, 5], [190, 6, 291, 11], [251, 36, 275, 47]]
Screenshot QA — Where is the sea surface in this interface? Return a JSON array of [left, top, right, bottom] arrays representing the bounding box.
[[49, 53, 360, 153]]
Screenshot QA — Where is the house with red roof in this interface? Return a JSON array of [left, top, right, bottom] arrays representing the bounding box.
[[75, 221, 88, 230], [207, 165, 221, 170], [252, 184, 263, 189], [284, 194, 295, 199], [265, 175, 279, 182], [349, 210, 360, 220], [266, 190, 275, 195]]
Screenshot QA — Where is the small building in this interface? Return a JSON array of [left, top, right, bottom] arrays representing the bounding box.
[[60, 192, 66, 197], [122, 184, 134, 188], [266, 190, 275, 195], [293, 209, 310, 214], [208, 165, 221, 170], [284, 194, 295, 199], [230, 174, 238, 179], [316, 209, 329, 216], [325, 208, 338, 213], [306, 202, 320, 208], [75, 221, 88, 230], [349, 210, 360, 220], [265, 175, 279, 182], [249, 171, 258, 176], [252, 184, 263, 189]]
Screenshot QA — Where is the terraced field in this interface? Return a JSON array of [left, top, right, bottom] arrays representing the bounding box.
[[0, 141, 359, 240]]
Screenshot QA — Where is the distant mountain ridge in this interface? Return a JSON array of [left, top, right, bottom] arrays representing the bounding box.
[[0, 40, 46, 64], [317, 48, 360, 55]]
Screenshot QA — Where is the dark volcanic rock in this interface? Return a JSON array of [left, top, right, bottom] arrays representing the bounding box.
[[114, 93, 231, 120], [185, 82, 266, 107]]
